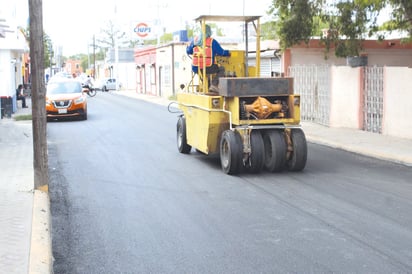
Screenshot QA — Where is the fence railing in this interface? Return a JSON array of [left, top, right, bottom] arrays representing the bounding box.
[[289, 65, 331, 126], [289, 65, 385, 134], [363, 66, 384, 133]]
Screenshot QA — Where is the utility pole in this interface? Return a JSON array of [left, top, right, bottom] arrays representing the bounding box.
[[29, 0, 49, 191]]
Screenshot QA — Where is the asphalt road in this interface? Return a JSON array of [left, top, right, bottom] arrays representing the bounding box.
[[48, 92, 412, 273]]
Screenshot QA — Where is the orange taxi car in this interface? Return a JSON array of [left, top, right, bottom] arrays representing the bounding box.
[[46, 79, 87, 121]]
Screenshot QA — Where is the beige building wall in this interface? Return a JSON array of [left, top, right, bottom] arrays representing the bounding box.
[[383, 67, 412, 139], [329, 66, 361, 128], [290, 48, 346, 67], [172, 44, 193, 92], [364, 49, 412, 67], [326, 66, 412, 139], [156, 46, 173, 97], [156, 43, 193, 98], [290, 47, 412, 68]]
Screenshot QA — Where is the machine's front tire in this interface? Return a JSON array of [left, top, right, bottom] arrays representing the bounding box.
[[220, 130, 242, 175], [263, 129, 287, 172], [88, 89, 97, 97], [245, 130, 265, 173], [286, 128, 307, 171], [177, 116, 191, 154]]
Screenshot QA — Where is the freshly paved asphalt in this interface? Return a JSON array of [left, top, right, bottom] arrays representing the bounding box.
[[0, 92, 411, 273]]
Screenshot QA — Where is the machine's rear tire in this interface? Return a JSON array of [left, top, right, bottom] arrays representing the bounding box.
[[177, 116, 191, 154], [286, 128, 307, 171], [262, 129, 287, 172], [245, 130, 265, 173], [220, 130, 242, 175]]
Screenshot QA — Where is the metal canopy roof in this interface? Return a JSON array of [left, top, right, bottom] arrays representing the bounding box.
[[194, 15, 261, 23]]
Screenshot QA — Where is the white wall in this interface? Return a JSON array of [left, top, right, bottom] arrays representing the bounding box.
[[0, 50, 15, 97], [327, 66, 412, 139], [365, 49, 412, 67], [291, 47, 412, 68], [383, 67, 412, 139], [156, 43, 193, 98], [291, 48, 347, 66], [118, 63, 136, 90], [329, 66, 361, 128], [173, 44, 193, 93]]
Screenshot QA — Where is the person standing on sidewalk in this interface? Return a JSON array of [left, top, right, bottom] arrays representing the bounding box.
[[16, 84, 28, 108]]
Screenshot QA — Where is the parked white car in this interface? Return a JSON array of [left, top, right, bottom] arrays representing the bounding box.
[[94, 78, 121, 92]]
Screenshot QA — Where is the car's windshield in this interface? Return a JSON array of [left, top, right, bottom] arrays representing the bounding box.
[[47, 81, 82, 95]]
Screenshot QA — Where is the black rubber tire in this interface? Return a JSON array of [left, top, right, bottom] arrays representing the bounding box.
[[177, 116, 191, 154], [88, 89, 96, 97], [220, 130, 242, 175], [262, 129, 287, 172], [103, 86, 107, 92], [245, 130, 265, 173], [286, 128, 308, 171]]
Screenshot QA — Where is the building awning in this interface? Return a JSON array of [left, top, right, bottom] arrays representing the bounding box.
[[0, 18, 13, 38]]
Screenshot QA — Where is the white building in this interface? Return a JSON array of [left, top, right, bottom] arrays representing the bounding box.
[[0, 4, 29, 117]]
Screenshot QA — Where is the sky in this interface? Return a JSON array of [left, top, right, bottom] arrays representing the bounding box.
[[4, 0, 398, 57], [38, 0, 273, 56]]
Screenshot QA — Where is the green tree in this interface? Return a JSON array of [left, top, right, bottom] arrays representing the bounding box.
[[270, 0, 322, 49], [19, 26, 54, 68], [261, 21, 277, 40], [44, 33, 53, 68], [382, 0, 412, 39], [96, 20, 128, 49], [270, 0, 409, 57], [321, 0, 383, 57], [80, 54, 89, 72], [160, 32, 173, 43]]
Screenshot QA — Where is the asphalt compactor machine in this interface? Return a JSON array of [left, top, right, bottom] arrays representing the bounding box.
[[176, 15, 307, 175]]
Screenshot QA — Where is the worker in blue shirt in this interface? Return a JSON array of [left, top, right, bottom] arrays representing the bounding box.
[[186, 25, 230, 93]]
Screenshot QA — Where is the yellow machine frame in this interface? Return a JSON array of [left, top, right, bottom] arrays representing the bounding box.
[[176, 15, 307, 175]]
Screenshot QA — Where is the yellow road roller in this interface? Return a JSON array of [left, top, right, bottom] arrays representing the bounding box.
[[176, 15, 307, 175]]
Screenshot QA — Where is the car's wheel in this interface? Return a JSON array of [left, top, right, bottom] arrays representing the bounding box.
[[286, 128, 307, 171], [220, 130, 242, 175], [262, 129, 287, 172], [245, 130, 265, 173], [103, 86, 107, 92], [177, 116, 191, 154]]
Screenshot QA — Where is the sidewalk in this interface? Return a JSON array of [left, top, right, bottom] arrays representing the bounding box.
[[302, 121, 412, 167], [0, 92, 411, 274], [0, 98, 52, 274]]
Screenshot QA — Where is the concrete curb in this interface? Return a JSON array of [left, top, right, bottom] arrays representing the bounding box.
[[29, 190, 53, 274], [305, 134, 412, 167]]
